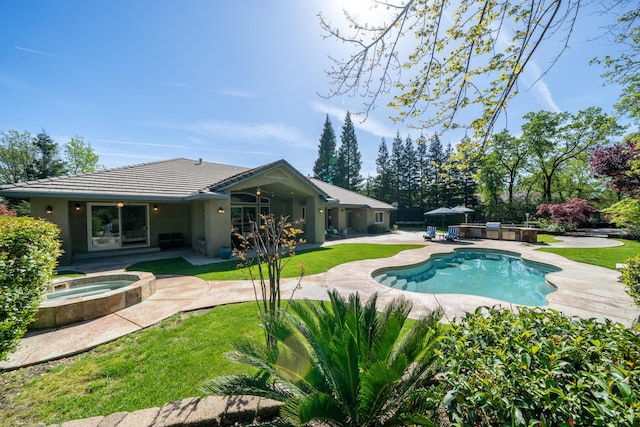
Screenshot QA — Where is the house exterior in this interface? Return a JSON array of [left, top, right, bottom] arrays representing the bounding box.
[[0, 158, 394, 265]]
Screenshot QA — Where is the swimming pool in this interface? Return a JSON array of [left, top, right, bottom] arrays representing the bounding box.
[[373, 249, 560, 306]]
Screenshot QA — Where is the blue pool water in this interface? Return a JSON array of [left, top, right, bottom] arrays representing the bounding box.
[[46, 280, 135, 301], [374, 249, 560, 306]]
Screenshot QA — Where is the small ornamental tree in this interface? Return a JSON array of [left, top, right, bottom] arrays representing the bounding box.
[[536, 198, 597, 230], [0, 204, 17, 217], [590, 139, 640, 196], [0, 216, 61, 361], [233, 214, 305, 348]]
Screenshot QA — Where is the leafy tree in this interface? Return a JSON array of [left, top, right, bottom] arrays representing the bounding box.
[[536, 198, 598, 229], [0, 216, 61, 361], [29, 131, 66, 180], [312, 115, 338, 184], [0, 130, 36, 184], [232, 214, 305, 348], [203, 290, 444, 426], [593, 5, 640, 123], [320, 0, 589, 138], [64, 136, 99, 174], [441, 306, 640, 427], [590, 138, 640, 197], [334, 112, 363, 191], [522, 108, 623, 202], [602, 198, 640, 234], [489, 130, 528, 204], [478, 150, 506, 218]]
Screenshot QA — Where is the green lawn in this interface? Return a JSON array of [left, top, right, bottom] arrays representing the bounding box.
[[5, 238, 638, 425], [1, 304, 262, 426], [537, 238, 640, 270], [127, 243, 423, 280]]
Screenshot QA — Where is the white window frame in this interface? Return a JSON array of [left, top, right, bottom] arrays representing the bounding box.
[[374, 211, 384, 224]]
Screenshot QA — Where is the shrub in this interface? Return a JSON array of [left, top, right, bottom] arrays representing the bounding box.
[[440, 307, 640, 427], [0, 216, 61, 361], [0, 204, 17, 217], [367, 223, 387, 234], [621, 255, 640, 308]]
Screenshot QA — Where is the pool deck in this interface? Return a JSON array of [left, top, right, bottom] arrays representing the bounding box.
[[1, 231, 636, 371]]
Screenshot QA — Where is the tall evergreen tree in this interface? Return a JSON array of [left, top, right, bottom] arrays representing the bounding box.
[[30, 131, 66, 180], [402, 135, 418, 208], [426, 135, 447, 208], [374, 137, 392, 203], [312, 115, 337, 183], [389, 131, 404, 205], [416, 133, 429, 209], [334, 112, 363, 190]]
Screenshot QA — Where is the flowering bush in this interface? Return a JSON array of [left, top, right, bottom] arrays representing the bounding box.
[[536, 198, 598, 230]]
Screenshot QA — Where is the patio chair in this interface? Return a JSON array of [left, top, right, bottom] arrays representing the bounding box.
[[423, 225, 436, 241], [444, 226, 459, 241]]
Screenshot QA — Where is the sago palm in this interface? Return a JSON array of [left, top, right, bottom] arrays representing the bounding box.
[[202, 290, 444, 426]]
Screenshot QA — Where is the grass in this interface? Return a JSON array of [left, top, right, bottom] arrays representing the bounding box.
[[537, 238, 640, 270], [1, 304, 262, 426], [127, 243, 423, 280]]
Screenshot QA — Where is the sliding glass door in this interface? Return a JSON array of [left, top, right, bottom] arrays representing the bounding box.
[[88, 203, 149, 251]]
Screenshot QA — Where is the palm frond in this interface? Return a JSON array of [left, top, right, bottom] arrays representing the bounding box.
[[201, 372, 295, 402]]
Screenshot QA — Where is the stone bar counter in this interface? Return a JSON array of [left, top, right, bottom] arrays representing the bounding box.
[[458, 223, 538, 243]]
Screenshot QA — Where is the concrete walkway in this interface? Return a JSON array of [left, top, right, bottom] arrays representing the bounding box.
[[4, 231, 638, 426]]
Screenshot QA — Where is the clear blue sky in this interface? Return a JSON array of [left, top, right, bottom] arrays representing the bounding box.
[[0, 1, 634, 178]]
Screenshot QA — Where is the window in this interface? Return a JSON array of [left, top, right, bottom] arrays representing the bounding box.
[[374, 211, 384, 224], [88, 203, 149, 251], [230, 192, 270, 234]]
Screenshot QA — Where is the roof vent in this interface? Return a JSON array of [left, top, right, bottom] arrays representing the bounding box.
[[197, 158, 202, 165]]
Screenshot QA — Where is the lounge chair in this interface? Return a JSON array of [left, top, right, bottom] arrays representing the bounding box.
[[423, 225, 436, 241], [444, 226, 459, 241]]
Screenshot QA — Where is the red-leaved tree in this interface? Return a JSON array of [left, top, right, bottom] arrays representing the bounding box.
[[0, 204, 17, 217], [590, 139, 640, 196], [536, 198, 598, 228]]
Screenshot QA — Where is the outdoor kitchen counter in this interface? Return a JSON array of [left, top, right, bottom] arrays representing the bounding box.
[[458, 224, 538, 243]]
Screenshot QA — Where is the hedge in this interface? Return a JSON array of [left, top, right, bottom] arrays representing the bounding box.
[[0, 216, 61, 361]]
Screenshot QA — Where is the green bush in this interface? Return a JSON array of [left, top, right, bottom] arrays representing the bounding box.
[[367, 223, 387, 234], [622, 255, 640, 308], [440, 307, 640, 426], [0, 216, 61, 361]]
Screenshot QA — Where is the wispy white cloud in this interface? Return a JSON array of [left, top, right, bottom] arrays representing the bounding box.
[[309, 101, 396, 138], [93, 138, 188, 149], [524, 61, 562, 113], [143, 119, 313, 148], [14, 46, 69, 60], [217, 89, 257, 98]]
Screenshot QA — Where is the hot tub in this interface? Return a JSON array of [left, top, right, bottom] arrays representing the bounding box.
[[29, 272, 156, 329]]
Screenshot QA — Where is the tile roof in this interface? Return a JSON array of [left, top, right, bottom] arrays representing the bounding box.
[[309, 178, 395, 210], [0, 158, 392, 209], [0, 158, 250, 201]]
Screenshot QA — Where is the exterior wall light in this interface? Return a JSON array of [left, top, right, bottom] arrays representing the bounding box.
[[117, 202, 124, 208], [153, 204, 158, 212], [218, 207, 225, 214], [45, 205, 53, 214], [319, 208, 324, 214], [256, 187, 261, 196], [75, 203, 81, 211]]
